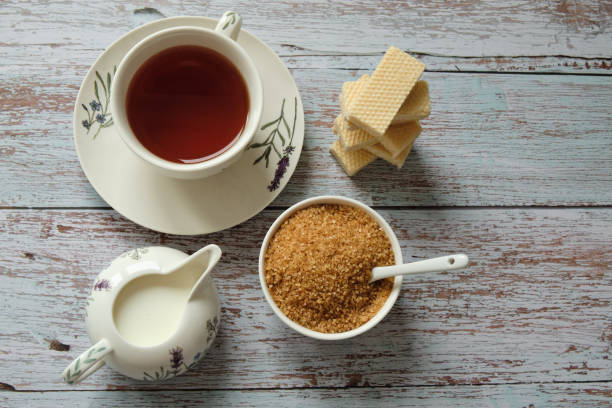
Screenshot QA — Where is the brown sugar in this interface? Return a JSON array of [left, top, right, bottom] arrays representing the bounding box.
[[264, 204, 395, 333]]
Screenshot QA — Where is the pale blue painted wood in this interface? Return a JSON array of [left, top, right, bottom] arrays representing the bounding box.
[[2, 383, 612, 407], [1, 71, 611, 207], [1, 0, 610, 59], [1, 1, 611, 208], [0, 208, 609, 390], [285, 54, 612, 74], [1, 0, 611, 404]]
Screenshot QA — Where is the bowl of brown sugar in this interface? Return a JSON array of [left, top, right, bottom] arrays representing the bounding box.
[[259, 196, 402, 340]]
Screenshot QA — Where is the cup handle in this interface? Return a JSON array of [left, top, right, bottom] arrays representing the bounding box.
[[215, 11, 242, 41], [63, 338, 112, 384]]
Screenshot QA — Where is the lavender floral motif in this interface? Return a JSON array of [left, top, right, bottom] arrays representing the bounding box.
[[89, 100, 101, 111], [121, 247, 149, 260], [63, 345, 107, 384], [269, 146, 295, 191], [142, 317, 220, 380], [81, 66, 116, 139], [185, 315, 220, 370], [206, 315, 219, 344], [187, 351, 204, 370], [84, 294, 95, 317], [247, 97, 298, 191], [169, 346, 184, 375], [221, 11, 236, 29], [93, 279, 112, 291], [142, 365, 172, 382], [143, 345, 185, 381], [86, 277, 111, 316]]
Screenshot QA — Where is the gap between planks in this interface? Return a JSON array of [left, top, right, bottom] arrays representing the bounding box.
[[3, 379, 611, 393], [1, 205, 611, 211], [297, 68, 612, 77], [276, 43, 612, 60], [278, 51, 612, 77], [282, 52, 612, 61]]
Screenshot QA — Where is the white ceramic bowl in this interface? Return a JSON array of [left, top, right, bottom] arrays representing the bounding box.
[[258, 196, 403, 340]]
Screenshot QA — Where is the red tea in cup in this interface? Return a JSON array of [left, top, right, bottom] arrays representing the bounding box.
[[126, 45, 249, 164]]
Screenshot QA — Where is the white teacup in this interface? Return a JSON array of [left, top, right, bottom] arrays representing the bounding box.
[[111, 11, 263, 179]]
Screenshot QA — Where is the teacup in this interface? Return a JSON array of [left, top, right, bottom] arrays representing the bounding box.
[[111, 11, 263, 179]]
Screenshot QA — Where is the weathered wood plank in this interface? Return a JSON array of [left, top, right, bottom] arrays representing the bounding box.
[[284, 54, 612, 74], [1, 70, 611, 207], [0, 208, 609, 390], [2, 383, 612, 407], [1, 0, 610, 62], [2, 1, 610, 405], [2, 43, 610, 75]]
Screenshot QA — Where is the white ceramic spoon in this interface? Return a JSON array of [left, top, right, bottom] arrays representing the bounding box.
[[370, 254, 469, 283]]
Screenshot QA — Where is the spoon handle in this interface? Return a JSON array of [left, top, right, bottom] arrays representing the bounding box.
[[370, 254, 469, 283]]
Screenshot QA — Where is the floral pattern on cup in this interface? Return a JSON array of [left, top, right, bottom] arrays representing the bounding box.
[[142, 315, 220, 380], [93, 279, 112, 291], [169, 346, 185, 375], [85, 277, 112, 317], [63, 344, 108, 384], [221, 11, 237, 29], [247, 97, 298, 191], [120, 247, 148, 260], [81, 67, 116, 139], [206, 315, 219, 344], [143, 365, 174, 382], [143, 346, 187, 381]]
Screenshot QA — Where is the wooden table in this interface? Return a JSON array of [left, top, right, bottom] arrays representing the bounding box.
[[1, 1, 611, 406]]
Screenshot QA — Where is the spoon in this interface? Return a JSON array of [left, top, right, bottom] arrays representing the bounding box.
[[370, 254, 469, 283]]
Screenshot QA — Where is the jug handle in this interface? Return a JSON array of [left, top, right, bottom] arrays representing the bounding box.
[[63, 338, 112, 384]]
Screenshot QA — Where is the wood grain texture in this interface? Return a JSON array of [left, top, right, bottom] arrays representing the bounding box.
[[1, 0, 611, 60], [286, 54, 612, 74], [0, 208, 609, 391], [2, 383, 612, 407], [1, 71, 611, 208], [2, 1, 611, 208], [1, 0, 611, 404]]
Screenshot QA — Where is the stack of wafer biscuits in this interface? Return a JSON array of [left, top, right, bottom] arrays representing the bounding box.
[[329, 46, 430, 176]]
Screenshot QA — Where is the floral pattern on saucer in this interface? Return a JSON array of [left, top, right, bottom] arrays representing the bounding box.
[[247, 97, 298, 191], [80, 67, 116, 139], [73, 16, 304, 235]]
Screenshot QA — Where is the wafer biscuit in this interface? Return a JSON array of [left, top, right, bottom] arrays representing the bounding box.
[[347, 46, 425, 137], [364, 140, 415, 169], [333, 115, 377, 151], [330, 140, 376, 176], [339, 74, 369, 113], [379, 121, 421, 156], [341, 78, 430, 125], [334, 114, 421, 157], [394, 80, 430, 122], [340, 75, 368, 131]]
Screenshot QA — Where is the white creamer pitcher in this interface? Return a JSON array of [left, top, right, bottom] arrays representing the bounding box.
[[63, 245, 221, 383]]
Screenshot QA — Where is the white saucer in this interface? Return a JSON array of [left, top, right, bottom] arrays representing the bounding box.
[[74, 16, 304, 235]]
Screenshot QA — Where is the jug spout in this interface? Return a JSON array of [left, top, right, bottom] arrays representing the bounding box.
[[184, 244, 222, 300]]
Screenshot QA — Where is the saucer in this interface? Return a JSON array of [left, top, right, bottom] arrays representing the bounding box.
[[73, 16, 304, 235]]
